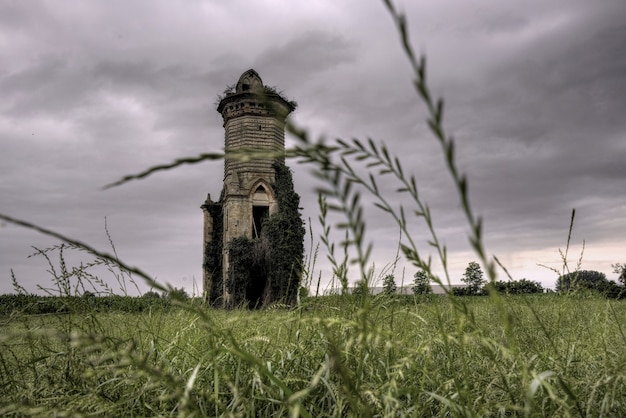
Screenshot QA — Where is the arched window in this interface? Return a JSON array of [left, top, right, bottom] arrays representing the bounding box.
[[253, 185, 269, 204]]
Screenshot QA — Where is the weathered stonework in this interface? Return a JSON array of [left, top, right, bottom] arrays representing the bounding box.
[[202, 69, 298, 308]]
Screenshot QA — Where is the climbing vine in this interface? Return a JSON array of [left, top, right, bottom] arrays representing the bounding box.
[[224, 162, 304, 308], [227, 237, 255, 307], [202, 201, 223, 305], [261, 161, 305, 305], [205, 161, 304, 308]]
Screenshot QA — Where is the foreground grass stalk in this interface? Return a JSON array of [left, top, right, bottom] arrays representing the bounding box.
[[382, 0, 494, 282]]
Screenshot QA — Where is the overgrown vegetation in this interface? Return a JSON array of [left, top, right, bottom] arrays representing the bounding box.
[[1, 0, 626, 416], [0, 293, 171, 315], [215, 83, 297, 109], [202, 199, 224, 306], [490, 278, 544, 295], [2, 294, 626, 416], [225, 162, 305, 308], [260, 162, 306, 304]]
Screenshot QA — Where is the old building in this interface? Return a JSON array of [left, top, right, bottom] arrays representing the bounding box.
[[202, 69, 303, 308]]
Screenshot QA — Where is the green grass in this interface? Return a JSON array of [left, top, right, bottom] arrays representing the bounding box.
[[2, 294, 626, 416]]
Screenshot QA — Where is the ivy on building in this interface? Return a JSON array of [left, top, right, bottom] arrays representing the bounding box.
[[207, 162, 304, 308], [260, 161, 305, 305], [226, 237, 255, 307], [202, 199, 223, 306]]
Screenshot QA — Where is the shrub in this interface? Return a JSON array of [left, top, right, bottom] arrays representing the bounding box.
[[351, 280, 369, 298], [142, 290, 161, 299], [602, 281, 626, 299], [166, 287, 189, 301], [490, 279, 544, 295], [452, 286, 478, 296]]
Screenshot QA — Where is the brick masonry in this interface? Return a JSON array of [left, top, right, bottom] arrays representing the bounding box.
[[202, 69, 296, 306]]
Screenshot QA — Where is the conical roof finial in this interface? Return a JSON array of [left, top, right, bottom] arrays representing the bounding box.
[[236, 69, 263, 93]]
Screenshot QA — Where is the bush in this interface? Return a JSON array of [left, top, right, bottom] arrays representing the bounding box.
[[490, 279, 544, 295], [142, 290, 161, 299], [351, 280, 369, 298], [166, 287, 189, 301], [602, 281, 626, 299], [0, 294, 170, 315], [453, 286, 480, 297]]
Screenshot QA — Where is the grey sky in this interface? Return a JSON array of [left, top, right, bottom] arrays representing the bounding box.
[[1, 0, 625, 295]]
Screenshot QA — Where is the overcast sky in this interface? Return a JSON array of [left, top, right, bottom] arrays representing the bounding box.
[[1, 0, 625, 296]]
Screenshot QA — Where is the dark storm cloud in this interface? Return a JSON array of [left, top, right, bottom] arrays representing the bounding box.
[[474, 23, 626, 144], [253, 30, 357, 89], [421, 3, 626, 263], [2, 55, 95, 118], [2, 0, 625, 294]]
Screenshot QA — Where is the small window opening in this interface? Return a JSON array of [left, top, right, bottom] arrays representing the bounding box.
[[252, 206, 269, 238], [242, 83, 250, 91]]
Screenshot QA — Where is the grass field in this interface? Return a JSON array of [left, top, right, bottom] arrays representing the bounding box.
[[2, 293, 625, 417]]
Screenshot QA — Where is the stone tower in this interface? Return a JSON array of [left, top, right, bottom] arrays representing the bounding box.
[[202, 69, 301, 308]]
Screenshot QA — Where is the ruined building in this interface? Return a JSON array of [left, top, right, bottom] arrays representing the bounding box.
[[202, 69, 304, 308]]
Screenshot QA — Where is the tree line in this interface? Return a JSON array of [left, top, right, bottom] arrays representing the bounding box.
[[379, 261, 626, 298]]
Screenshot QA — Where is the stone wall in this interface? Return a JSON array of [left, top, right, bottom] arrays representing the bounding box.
[[203, 69, 298, 308]]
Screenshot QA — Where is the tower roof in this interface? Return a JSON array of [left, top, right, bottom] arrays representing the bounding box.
[[216, 69, 296, 117], [235, 69, 263, 94]]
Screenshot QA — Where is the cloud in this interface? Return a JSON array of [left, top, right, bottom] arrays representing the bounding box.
[[254, 31, 357, 88], [2, 1, 626, 295]]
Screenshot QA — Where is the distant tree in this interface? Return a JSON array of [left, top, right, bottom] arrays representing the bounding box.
[[461, 262, 485, 295], [382, 274, 397, 296], [612, 263, 626, 285], [412, 271, 432, 295], [556, 270, 611, 293]]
